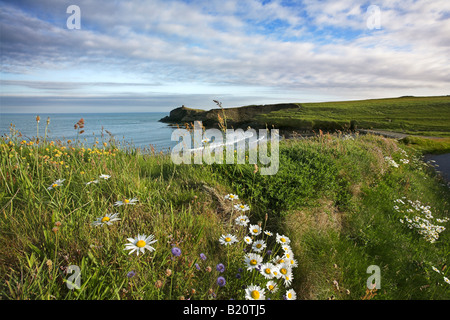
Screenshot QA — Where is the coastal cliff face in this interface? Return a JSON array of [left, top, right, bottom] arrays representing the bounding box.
[[159, 103, 300, 129]]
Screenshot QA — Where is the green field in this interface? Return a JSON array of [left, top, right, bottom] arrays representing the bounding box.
[[256, 96, 450, 137], [1, 119, 449, 300]]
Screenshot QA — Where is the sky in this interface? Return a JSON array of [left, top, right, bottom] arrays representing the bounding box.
[[0, 0, 449, 113]]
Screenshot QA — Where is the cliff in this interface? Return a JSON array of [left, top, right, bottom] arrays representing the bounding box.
[[159, 103, 301, 129]]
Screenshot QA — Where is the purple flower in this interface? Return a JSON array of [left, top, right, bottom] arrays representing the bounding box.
[[217, 276, 226, 287], [195, 263, 200, 270], [127, 271, 136, 278], [200, 253, 207, 261], [171, 247, 182, 257], [216, 263, 225, 273], [235, 273, 241, 279]]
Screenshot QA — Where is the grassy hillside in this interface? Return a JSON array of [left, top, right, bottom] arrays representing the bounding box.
[[1, 121, 449, 300], [254, 96, 450, 136]]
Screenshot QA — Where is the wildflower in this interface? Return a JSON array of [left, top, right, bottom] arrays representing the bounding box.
[[206, 266, 212, 272], [114, 198, 138, 206], [224, 194, 239, 201], [86, 180, 99, 185], [171, 247, 182, 257], [234, 203, 250, 212], [216, 263, 225, 273], [432, 266, 441, 274], [259, 262, 277, 279], [200, 253, 207, 261], [249, 224, 261, 236], [264, 230, 273, 236], [55, 221, 62, 227], [99, 174, 111, 180], [195, 263, 200, 270], [244, 253, 263, 271], [278, 263, 293, 286], [266, 280, 278, 293], [252, 240, 266, 253], [235, 215, 250, 226], [243, 236, 253, 245], [276, 233, 291, 245], [285, 288, 296, 300], [245, 284, 265, 300], [165, 269, 172, 276], [155, 280, 163, 289], [219, 234, 238, 246], [92, 212, 121, 227], [127, 271, 136, 278], [217, 276, 226, 287], [444, 277, 450, 285], [124, 234, 157, 256], [47, 179, 65, 190]]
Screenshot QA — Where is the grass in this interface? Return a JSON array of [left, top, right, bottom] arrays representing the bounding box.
[[255, 96, 450, 137], [1, 119, 450, 300]]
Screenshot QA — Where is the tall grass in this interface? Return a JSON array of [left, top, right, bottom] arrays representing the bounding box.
[[1, 119, 449, 300]]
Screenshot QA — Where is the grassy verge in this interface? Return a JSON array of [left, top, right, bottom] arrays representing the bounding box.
[[1, 122, 449, 300]]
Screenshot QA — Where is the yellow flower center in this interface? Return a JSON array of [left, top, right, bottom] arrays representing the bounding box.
[[101, 216, 110, 223], [281, 268, 287, 275], [280, 237, 286, 242], [52, 183, 58, 188], [251, 290, 260, 299], [265, 268, 271, 274], [136, 240, 146, 248], [288, 292, 292, 299], [124, 199, 130, 204], [250, 259, 257, 265], [256, 244, 262, 248], [225, 237, 231, 242], [253, 229, 258, 233], [230, 195, 234, 198], [268, 285, 274, 290]]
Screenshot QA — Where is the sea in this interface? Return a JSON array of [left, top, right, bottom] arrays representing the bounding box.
[[0, 112, 178, 152]]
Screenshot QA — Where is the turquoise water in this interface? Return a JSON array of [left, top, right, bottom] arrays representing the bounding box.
[[0, 113, 177, 151]]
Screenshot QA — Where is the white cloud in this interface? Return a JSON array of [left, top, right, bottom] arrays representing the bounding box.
[[1, 0, 449, 111]]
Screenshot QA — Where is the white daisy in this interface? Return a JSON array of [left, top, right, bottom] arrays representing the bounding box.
[[124, 234, 157, 256], [266, 280, 279, 293], [234, 203, 250, 212], [225, 193, 239, 201], [235, 215, 250, 226], [278, 263, 293, 287], [99, 174, 111, 180], [114, 198, 138, 206], [244, 253, 263, 271], [249, 224, 261, 236], [285, 288, 296, 300], [85, 180, 99, 185], [432, 266, 441, 274], [444, 277, 450, 285], [219, 234, 238, 246], [243, 236, 253, 245], [276, 233, 291, 245], [92, 212, 121, 227], [259, 262, 277, 279], [252, 239, 266, 253], [47, 179, 65, 190], [287, 258, 298, 268], [272, 255, 287, 265], [245, 284, 265, 300], [264, 230, 273, 236]]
